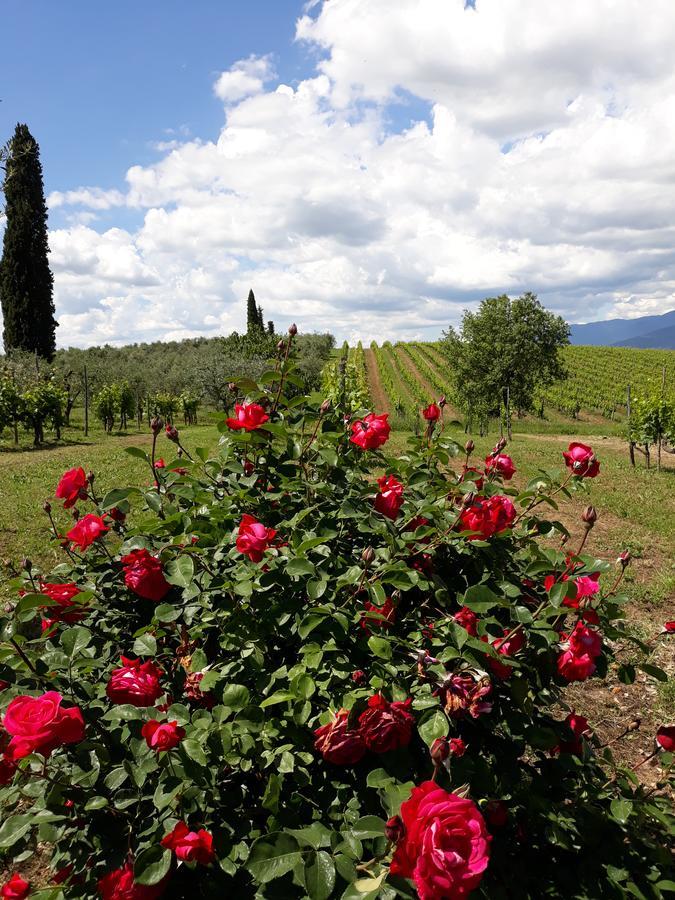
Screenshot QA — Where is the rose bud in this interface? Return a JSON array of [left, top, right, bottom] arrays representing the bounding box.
[[277, 340, 285, 352], [430, 737, 450, 763], [151, 416, 164, 434], [361, 547, 375, 566], [617, 550, 631, 569], [464, 439, 475, 455], [495, 437, 507, 452], [581, 506, 597, 527], [320, 399, 331, 414], [42, 501, 52, 514], [166, 424, 179, 443], [439, 395, 447, 409], [385, 815, 405, 844], [351, 670, 366, 685], [87, 471, 95, 485], [71, 508, 80, 521], [461, 491, 476, 508], [21, 558, 32, 573], [288, 323, 298, 336]]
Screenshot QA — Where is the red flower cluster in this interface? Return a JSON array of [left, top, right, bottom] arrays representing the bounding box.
[[373, 474, 404, 520], [0, 874, 30, 899], [458, 495, 516, 540], [360, 597, 396, 634], [236, 514, 277, 562], [390, 781, 491, 900], [349, 413, 391, 450], [38, 582, 85, 632], [225, 402, 270, 432], [453, 608, 479, 637], [486, 629, 526, 681], [485, 453, 515, 481], [162, 821, 215, 865], [557, 622, 603, 682], [563, 442, 600, 477], [141, 720, 185, 752], [106, 657, 163, 707], [422, 403, 441, 422], [314, 694, 415, 764], [55, 467, 88, 508], [66, 513, 109, 550], [2, 691, 84, 759], [98, 862, 166, 899], [554, 712, 592, 756], [121, 549, 171, 602]]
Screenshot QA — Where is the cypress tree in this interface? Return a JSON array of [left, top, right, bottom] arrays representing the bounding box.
[[246, 289, 258, 333], [0, 124, 57, 359], [257, 304, 264, 330], [267, 320, 274, 335]]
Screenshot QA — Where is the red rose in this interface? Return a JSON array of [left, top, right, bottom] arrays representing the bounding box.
[[557, 649, 596, 682], [485, 494, 516, 533], [0, 874, 30, 899], [38, 582, 86, 631], [656, 725, 675, 752], [453, 608, 478, 637], [391, 781, 491, 900], [563, 442, 600, 478], [314, 709, 366, 765], [458, 495, 515, 540], [106, 657, 163, 707], [141, 720, 185, 752], [554, 711, 591, 756], [108, 506, 127, 524], [121, 549, 171, 602], [236, 514, 277, 562], [349, 413, 391, 450], [66, 513, 109, 550], [161, 821, 215, 865], [449, 737, 467, 757], [98, 862, 167, 899], [55, 467, 88, 508], [664, 621, 675, 634], [360, 597, 396, 635], [574, 575, 600, 599], [430, 737, 450, 762], [486, 629, 525, 681], [2, 692, 84, 760], [568, 621, 602, 658], [225, 403, 270, 432], [373, 474, 404, 520], [485, 453, 515, 481], [358, 694, 415, 754], [422, 403, 441, 422], [460, 466, 484, 490]]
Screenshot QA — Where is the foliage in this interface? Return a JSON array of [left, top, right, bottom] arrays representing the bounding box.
[[19, 378, 67, 445], [321, 342, 369, 413], [440, 294, 569, 425], [0, 123, 57, 360], [0, 343, 672, 899], [628, 387, 675, 468]]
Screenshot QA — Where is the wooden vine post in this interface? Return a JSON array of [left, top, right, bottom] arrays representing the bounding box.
[[83, 366, 89, 437], [626, 383, 635, 467]]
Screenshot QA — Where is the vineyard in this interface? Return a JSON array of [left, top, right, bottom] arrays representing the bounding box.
[[339, 343, 675, 434]]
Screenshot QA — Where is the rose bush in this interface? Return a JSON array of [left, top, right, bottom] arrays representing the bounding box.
[[0, 335, 673, 898]]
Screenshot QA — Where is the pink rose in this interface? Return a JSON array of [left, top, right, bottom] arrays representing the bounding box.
[[349, 413, 391, 450], [236, 514, 277, 562], [373, 474, 404, 520], [563, 442, 600, 477], [314, 709, 366, 765], [225, 403, 270, 432], [2, 692, 84, 759], [391, 781, 491, 900], [66, 513, 109, 550], [121, 549, 170, 602], [106, 657, 163, 707], [358, 694, 415, 754]]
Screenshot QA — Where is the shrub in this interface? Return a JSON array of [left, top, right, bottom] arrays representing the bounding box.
[[0, 335, 673, 899]]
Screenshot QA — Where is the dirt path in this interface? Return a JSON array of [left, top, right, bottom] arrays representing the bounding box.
[[364, 348, 391, 415]]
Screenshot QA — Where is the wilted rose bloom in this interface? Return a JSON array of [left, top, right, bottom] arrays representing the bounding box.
[[449, 737, 467, 757], [236, 514, 277, 562], [55, 467, 88, 508], [430, 737, 450, 762], [183, 672, 215, 708], [106, 657, 163, 707], [66, 513, 109, 550], [485, 453, 516, 481], [438, 672, 493, 720], [358, 694, 415, 753], [360, 597, 396, 635], [390, 781, 491, 900], [2, 691, 84, 760], [98, 862, 167, 899], [314, 709, 366, 765], [162, 821, 215, 865], [108, 506, 127, 524], [141, 720, 185, 752], [553, 712, 592, 756], [0, 874, 30, 899], [225, 402, 270, 432], [374, 474, 404, 520], [563, 442, 600, 477], [422, 403, 441, 422], [656, 725, 675, 752], [349, 413, 391, 450], [453, 608, 479, 637], [121, 549, 171, 602]]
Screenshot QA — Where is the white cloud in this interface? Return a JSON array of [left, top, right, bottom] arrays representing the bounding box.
[[7, 0, 675, 349]]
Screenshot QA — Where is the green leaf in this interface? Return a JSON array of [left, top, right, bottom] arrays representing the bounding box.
[[60, 626, 91, 658], [367, 636, 392, 660], [221, 683, 250, 710], [350, 816, 386, 839], [291, 673, 316, 699], [417, 708, 449, 747], [304, 850, 336, 900], [0, 814, 33, 850], [125, 446, 149, 461], [134, 845, 172, 886], [248, 833, 302, 883], [308, 579, 328, 601], [262, 773, 282, 813], [182, 739, 207, 766], [610, 798, 632, 824], [153, 603, 182, 622], [165, 555, 195, 588], [287, 557, 316, 577], [638, 662, 668, 682], [132, 633, 157, 656], [462, 584, 506, 613]]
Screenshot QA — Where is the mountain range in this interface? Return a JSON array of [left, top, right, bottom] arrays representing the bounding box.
[[569, 309, 675, 349]]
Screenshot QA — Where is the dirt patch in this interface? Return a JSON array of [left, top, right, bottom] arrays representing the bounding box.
[[364, 348, 391, 415]]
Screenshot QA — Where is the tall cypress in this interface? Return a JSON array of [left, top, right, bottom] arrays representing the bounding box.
[[0, 124, 57, 359], [246, 289, 258, 333], [257, 304, 264, 330]]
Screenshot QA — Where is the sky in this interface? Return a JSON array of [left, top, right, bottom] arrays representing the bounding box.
[[1, 0, 675, 348]]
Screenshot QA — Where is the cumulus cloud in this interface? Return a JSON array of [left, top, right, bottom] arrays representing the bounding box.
[[8, 0, 675, 348]]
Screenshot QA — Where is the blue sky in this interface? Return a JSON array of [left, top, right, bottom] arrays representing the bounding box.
[[1, 0, 674, 348]]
